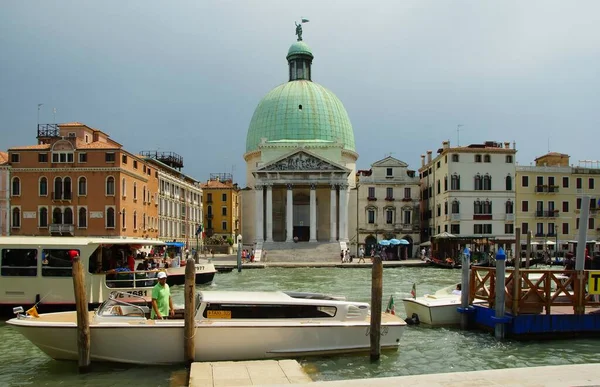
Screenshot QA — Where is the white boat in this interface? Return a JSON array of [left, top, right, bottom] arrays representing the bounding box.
[[7, 290, 407, 365], [0, 236, 167, 312], [402, 285, 485, 326], [164, 260, 217, 286]]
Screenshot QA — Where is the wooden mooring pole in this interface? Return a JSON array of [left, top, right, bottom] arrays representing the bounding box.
[[494, 248, 507, 340], [72, 256, 91, 373], [512, 228, 521, 316], [460, 248, 470, 330], [184, 258, 196, 364], [370, 255, 382, 361]]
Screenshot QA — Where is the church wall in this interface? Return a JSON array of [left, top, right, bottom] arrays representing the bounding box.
[[240, 189, 255, 243]]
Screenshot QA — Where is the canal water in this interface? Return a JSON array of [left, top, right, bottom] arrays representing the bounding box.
[[1, 267, 599, 386]]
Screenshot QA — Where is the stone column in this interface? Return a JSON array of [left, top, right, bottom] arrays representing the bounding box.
[[330, 184, 337, 242], [255, 185, 264, 242], [265, 184, 273, 242], [286, 184, 294, 242], [309, 184, 317, 242], [339, 183, 349, 241]]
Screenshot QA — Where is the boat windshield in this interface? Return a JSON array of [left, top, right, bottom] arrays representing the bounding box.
[[96, 292, 149, 318]]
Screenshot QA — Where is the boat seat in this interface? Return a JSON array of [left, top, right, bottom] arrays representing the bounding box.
[[112, 306, 123, 316]]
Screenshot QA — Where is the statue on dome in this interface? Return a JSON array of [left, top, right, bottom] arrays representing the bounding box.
[[295, 21, 303, 41]]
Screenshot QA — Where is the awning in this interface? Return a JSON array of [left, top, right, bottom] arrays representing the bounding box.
[[420, 241, 432, 247], [165, 242, 185, 248]]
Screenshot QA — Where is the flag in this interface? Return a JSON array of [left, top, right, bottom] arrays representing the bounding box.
[[26, 306, 39, 318], [385, 295, 395, 315], [301, 18, 310, 23], [196, 224, 203, 236], [410, 283, 416, 299]]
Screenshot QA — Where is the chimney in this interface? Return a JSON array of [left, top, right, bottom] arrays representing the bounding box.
[[442, 141, 450, 149], [421, 154, 426, 167], [504, 142, 510, 149], [427, 150, 432, 163]]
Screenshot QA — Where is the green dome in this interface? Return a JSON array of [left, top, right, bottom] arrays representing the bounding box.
[[287, 41, 313, 58], [245, 80, 356, 153]]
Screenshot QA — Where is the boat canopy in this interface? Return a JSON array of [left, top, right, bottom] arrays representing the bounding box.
[[165, 242, 185, 248]]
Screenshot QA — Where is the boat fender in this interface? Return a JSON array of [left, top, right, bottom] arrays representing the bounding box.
[[405, 313, 420, 325]]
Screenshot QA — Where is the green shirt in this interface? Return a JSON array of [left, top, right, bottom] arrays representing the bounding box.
[[151, 282, 171, 319]]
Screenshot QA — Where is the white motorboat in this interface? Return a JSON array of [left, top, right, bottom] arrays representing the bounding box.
[[7, 291, 407, 365], [164, 261, 217, 286], [402, 285, 485, 326]]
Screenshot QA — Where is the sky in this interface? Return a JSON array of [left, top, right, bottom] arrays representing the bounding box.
[[2, 1, 600, 185]]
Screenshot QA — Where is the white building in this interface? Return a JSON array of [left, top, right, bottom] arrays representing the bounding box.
[[419, 140, 517, 246], [356, 156, 421, 258], [0, 152, 9, 236]]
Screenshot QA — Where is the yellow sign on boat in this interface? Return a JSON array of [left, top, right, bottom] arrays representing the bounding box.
[[589, 271, 600, 294], [207, 310, 232, 319]]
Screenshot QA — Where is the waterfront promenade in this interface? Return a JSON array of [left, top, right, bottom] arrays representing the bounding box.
[[208, 255, 429, 270], [189, 361, 600, 386]]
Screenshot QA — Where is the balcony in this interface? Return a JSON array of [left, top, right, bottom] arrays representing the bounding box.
[[473, 214, 492, 220], [384, 197, 395, 201], [51, 191, 72, 201], [401, 197, 412, 202], [535, 210, 559, 218], [206, 214, 213, 219], [548, 185, 559, 193], [205, 228, 214, 237], [450, 213, 460, 221], [49, 224, 74, 235], [206, 199, 213, 204], [535, 232, 545, 237], [535, 185, 548, 193], [367, 196, 377, 201], [505, 213, 515, 221]]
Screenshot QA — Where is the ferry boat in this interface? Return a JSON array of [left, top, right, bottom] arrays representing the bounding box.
[[0, 236, 167, 313], [7, 290, 407, 364]]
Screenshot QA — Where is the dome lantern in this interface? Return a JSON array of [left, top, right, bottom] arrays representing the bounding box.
[[287, 41, 313, 82]]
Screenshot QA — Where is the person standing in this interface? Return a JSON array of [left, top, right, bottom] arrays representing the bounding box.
[[151, 272, 174, 320], [358, 247, 365, 263]]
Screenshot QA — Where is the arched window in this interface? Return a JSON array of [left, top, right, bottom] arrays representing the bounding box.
[[474, 200, 482, 214], [452, 200, 460, 214], [133, 182, 137, 200], [143, 213, 147, 230], [143, 186, 147, 203], [54, 177, 63, 199], [64, 207, 73, 225], [484, 154, 491, 163], [475, 154, 482, 163], [506, 175, 512, 191], [12, 208, 21, 228], [79, 207, 87, 228], [78, 177, 87, 196], [133, 211, 138, 229], [39, 207, 48, 227], [63, 177, 72, 200], [53, 208, 62, 224], [39, 177, 48, 196], [122, 209, 126, 229], [474, 174, 482, 190], [122, 178, 126, 197], [483, 200, 492, 214], [483, 174, 492, 190], [106, 176, 115, 196], [506, 200, 514, 214], [106, 208, 115, 228], [451, 174, 461, 190], [11, 177, 20, 196], [444, 201, 448, 215]]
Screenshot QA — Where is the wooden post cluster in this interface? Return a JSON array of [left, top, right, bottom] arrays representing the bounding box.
[[184, 258, 196, 364], [72, 256, 91, 373], [512, 227, 521, 316], [460, 250, 470, 330], [370, 255, 382, 361], [525, 231, 532, 269]]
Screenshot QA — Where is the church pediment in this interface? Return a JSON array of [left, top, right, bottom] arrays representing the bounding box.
[[371, 156, 408, 168], [258, 151, 347, 172]]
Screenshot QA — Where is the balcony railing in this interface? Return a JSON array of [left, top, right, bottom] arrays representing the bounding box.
[[548, 185, 559, 193], [451, 213, 460, 221], [473, 214, 492, 220], [536, 210, 559, 218], [52, 192, 72, 201], [505, 213, 515, 221], [401, 197, 412, 202], [535, 185, 548, 193], [385, 197, 395, 201], [367, 197, 377, 201], [49, 224, 74, 235]]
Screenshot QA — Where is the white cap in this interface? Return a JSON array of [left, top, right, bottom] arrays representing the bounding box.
[[157, 272, 167, 279]]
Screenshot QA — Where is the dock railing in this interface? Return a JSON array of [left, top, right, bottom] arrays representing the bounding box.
[[470, 267, 600, 316]]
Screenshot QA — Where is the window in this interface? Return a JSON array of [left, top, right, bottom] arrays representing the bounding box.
[[42, 249, 77, 277], [12, 207, 21, 228], [452, 154, 459, 162], [386, 168, 393, 177], [436, 205, 441, 217], [143, 187, 147, 203], [385, 208, 394, 224], [368, 187, 375, 198], [222, 193, 227, 202], [589, 178, 595, 189], [11, 177, 20, 196], [444, 201, 448, 215], [105, 152, 116, 163], [562, 201, 569, 212], [222, 221, 227, 231], [483, 200, 492, 214], [484, 154, 491, 163], [506, 176, 512, 191], [367, 209, 375, 224], [506, 155, 513, 163], [54, 177, 62, 199], [522, 201, 528, 212], [451, 174, 460, 190], [522, 223, 529, 234], [78, 207, 87, 228], [39, 207, 48, 228], [38, 153, 48, 162], [576, 198, 581, 210], [78, 177, 87, 196], [121, 209, 127, 229], [562, 223, 569, 235], [444, 176, 448, 191], [403, 209, 411, 224], [1, 249, 37, 276], [536, 222, 544, 236], [133, 182, 137, 200], [576, 178, 582, 189], [589, 218, 595, 230], [475, 155, 482, 162], [404, 188, 411, 199], [64, 208, 73, 224], [63, 177, 72, 200], [522, 176, 529, 187], [474, 174, 482, 190], [11, 153, 20, 163], [450, 224, 460, 234], [52, 152, 74, 163], [474, 224, 492, 234], [133, 211, 137, 229], [451, 200, 460, 214], [133, 160, 138, 169], [505, 201, 513, 214], [436, 180, 440, 194], [548, 223, 556, 235], [106, 176, 115, 196], [106, 207, 115, 228], [386, 187, 393, 199], [483, 175, 492, 190], [505, 224, 514, 234], [222, 207, 227, 216], [39, 177, 48, 196], [436, 161, 441, 168], [53, 208, 62, 224], [563, 177, 569, 188]]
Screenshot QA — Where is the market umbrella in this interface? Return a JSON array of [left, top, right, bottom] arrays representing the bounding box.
[[397, 239, 410, 245], [389, 239, 402, 245], [378, 240, 391, 246]]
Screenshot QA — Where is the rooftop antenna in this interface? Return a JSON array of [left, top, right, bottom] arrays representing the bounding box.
[[385, 152, 395, 158], [37, 104, 43, 126], [547, 137, 550, 153], [457, 124, 464, 146], [53, 108, 57, 125]]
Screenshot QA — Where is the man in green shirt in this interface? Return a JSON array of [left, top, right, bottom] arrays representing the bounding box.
[[151, 271, 174, 319]]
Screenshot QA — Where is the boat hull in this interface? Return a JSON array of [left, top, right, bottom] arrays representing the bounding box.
[[165, 263, 217, 286], [403, 296, 483, 326], [8, 315, 405, 364]]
